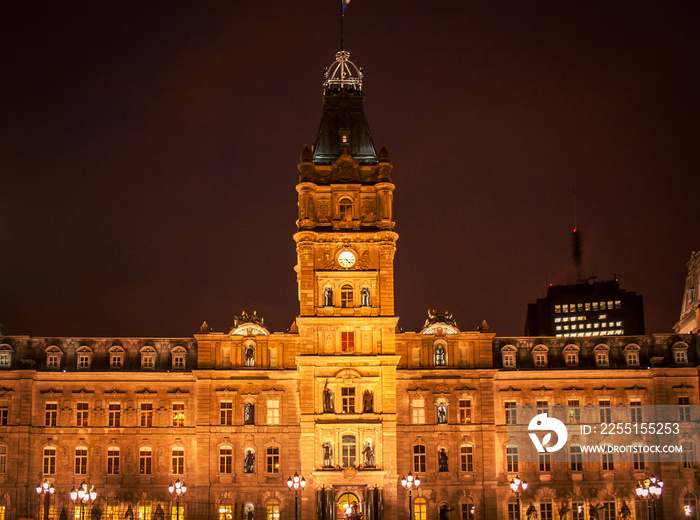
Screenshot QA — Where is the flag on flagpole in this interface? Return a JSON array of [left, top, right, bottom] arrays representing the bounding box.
[[342, 0, 350, 13]]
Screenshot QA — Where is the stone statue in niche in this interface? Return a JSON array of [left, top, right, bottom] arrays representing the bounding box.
[[558, 503, 570, 520], [363, 440, 374, 467], [526, 504, 537, 520], [362, 390, 373, 413], [244, 345, 255, 367], [435, 344, 446, 366], [438, 505, 454, 520], [324, 287, 333, 307], [244, 403, 255, 425], [153, 505, 164, 520], [437, 403, 447, 424], [244, 505, 254, 520], [244, 449, 255, 473], [323, 441, 333, 467], [323, 381, 334, 413], [438, 448, 449, 472], [124, 507, 134, 520], [361, 287, 370, 307]]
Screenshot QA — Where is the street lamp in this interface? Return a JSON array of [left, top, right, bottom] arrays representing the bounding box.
[[636, 476, 664, 520], [168, 479, 187, 520], [400, 471, 421, 520], [286, 472, 306, 520], [69, 482, 96, 520], [509, 477, 528, 520], [36, 480, 55, 520]]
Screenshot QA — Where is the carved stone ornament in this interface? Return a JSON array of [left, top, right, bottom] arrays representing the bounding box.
[[331, 151, 359, 182]]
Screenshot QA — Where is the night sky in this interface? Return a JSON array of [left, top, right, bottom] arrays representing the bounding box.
[[2, 1, 698, 338]]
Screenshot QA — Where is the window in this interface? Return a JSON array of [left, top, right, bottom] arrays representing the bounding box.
[[266, 500, 280, 520], [501, 346, 516, 368], [414, 499, 427, 520], [138, 502, 151, 520], [458, 399, 471, 424], [341, 332, 354, 352], [107, 447, 120, 474], [172, 354, 185, 370], [508, 503, 519, 520], [219, 503, 233, 520], [413, 444, 426, 473], [599, 399, 611, 423], [0, 446, 5, 473], [505, 401, 517, 425], [625, 346, 640, 367], [267, 399, 280, 425], [506, 446, 518, 473], [412, 398, 425, 424], [572, 502, 585, 520], [594, 346, 609, 367], [540, 499, 553, 520], [602, 449, 614, 471], [219, 446, 233, 474], [220, 401, 233, 425], [565, 349, 578, 366], [682, 441, 695, 469], [109, 347, 124, 369], [633, 449, 645, 470], [0, 407, 7, 426], [47, 352, 60, 369], [172, 403, 185, 427], [570, 445, 582, 471], [140, 403, 153, 427], [75, 447, 88, 474], [76, 402, 89, 427], [460, 445, 473, 472], [43, 447, 56, 474], [108, 404, 121, 427], [338, 199, 353, 221], [342, 388, 356, 413], [536, 400, 548, 415], [539, 452, 551, 472], [533, 346, 548, 367], [340, 285, 354, 308], [139, 447, 152, 474], [341, 435, 356, 468], [172, 448, 185, 474], [567, 399, 580, 424], [602, 501, 616, 520], [683, 494, 697, 520], [679, 396, 691, 421], [630, 401, 642, 423], [141, 347, 156, 369], [674, 344, 689, 364], [77, 353, 91, 369], [266, 446, 280, 473], [461, 503, 475, 520]]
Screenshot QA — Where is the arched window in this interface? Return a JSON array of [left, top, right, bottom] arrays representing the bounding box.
[[594, 344, 609, 367], [266, 500, 280, 520], [338, 493, 360, 520], [171, 346, 187, 370], [563, 344, 579, 366], [76, 346, 93, 369], [684, 494, 697, 520], [140, 346, 156, 369], [414, 498, 427, 520], [624, 344, 640, 367], [45, 346, 63, 370], [674, 342, 689, 364], [341, 285, 354, 308], [501, 345, 517, 368], [532, 345, 548, 367], [0, 345, 13, 368], [243, 504, 254, 520], [461, 499, 475, 520], [338, 198, 353, 221], [218, 501, 233, 520], [342, 435, 356, 468], [109, 346, 124, 369]]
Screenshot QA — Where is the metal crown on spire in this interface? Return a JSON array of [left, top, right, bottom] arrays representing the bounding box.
[[323, 51, 363, 94]]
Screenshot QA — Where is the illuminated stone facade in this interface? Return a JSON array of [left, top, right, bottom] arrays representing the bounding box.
[[0, 51, 698, 520], [675, 251, 700, 334]]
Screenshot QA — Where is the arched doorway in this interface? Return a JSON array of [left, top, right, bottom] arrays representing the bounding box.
[[337, 493, 361, 520]]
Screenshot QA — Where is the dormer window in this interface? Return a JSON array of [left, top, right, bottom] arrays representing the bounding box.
[[533, 345, 548, 367], [76, 346, 93, 370], [563, 345, 579, 367], [594, 345, 610, 367], [339, 128, 351, 148], [624, 344, 640, 367], [673, 342, 689, 365], [0, 345, 12, 368], [109, 346, 125, 369], [171, 347, 187, 370], [140, 347, 156, 370], [45, 346, 63, 370], [501, 345, 517, 368]]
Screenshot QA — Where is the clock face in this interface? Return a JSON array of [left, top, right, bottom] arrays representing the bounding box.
[[337, 250, 356, 268]]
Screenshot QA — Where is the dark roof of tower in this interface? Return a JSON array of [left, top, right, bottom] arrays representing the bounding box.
[[312, 51, 378, 165]]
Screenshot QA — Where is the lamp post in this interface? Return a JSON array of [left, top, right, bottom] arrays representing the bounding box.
[[286, 472, 306, 520], [400, 471, 421, 520], [69, 482, 96, 520], [36, 480, 55, 520], [168, 479, 187, 520], [636, 476, 664, 520], [509, 477, 528, 520]]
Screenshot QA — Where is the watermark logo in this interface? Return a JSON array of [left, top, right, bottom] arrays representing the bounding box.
[[528, 413, 568, 453]]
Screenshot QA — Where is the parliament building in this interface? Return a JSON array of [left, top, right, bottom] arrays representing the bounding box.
[[1, 51, 698, 520]]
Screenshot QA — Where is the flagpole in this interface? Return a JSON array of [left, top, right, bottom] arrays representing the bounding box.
[[340, 0, 344, 51]]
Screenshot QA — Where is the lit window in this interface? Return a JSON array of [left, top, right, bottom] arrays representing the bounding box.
[[107, 447, 120, 474], [458, 399, 471, 424], [341, 436, 356, 468], [461, 502, 475, 520], [75, 447, 88, 474], [340, 285, 354, 308], [592, 302, 599, 311], [267, 399, 280, 425], [76, 402, 89, 427], [43, 447, 56, 475], [220, 401, 233, 425], [568, 399, 580, 423], [506, 446, 518, 472], [171, 448, 185, 474], [219, 446, 233, 474], [140, 403, 153, 427], [108, 403, 121, 427], [412, 399, 425, 424], [139, 447, 152, 474], [342, 388, 355, 413], [341, 332, 354, 352], [413, 444, 426, 472], [266, 500, 280, 520], [554, 305, 561, 313], [577, 303, 584, 311], [563, 305, 569, 313], [172, 403, 185, 427], [614, 300, 621, 309], [266, 446, 280, 473], [414, 499, 427, 520], [460, 445, 473, 472]]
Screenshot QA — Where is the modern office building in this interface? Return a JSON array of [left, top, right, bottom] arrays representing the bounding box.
[[0, 50, 698, 520], [525, 279, 645, 338]]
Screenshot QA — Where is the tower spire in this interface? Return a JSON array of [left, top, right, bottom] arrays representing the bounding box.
[[571, 191, 583, 282], [340, 0, 350, 51]]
